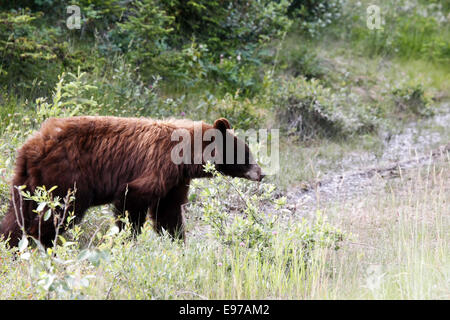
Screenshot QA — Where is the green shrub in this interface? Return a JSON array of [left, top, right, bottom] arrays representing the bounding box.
[[114, 0, 174, 78], [205, 92, 263, 130], [34, 68, 99, 124], [189, 163, 345, 257], [274, 76, 378, 140], [85, 56, 164, 118], [0, 69, 100, 154], [163, 0, 291, 53], [1, 1, 65, 12], [391, 82, 434, 117], [346, 2, 450, 63], [275, 38, 324, 79], [287, 0, 343, 37], [3, 1, 125, 29], [72, 0, 126, 31], [108, 0, 291, 94], [194, 163, 280, 249], [0, 10, 66, 94]]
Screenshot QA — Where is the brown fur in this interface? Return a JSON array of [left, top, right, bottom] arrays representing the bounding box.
[[0, 116, 261, 247]]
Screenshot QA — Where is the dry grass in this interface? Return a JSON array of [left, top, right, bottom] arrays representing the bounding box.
[[319, 159, 449, 299]]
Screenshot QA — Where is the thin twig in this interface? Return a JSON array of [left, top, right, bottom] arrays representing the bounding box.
[[12, 186, 26, 239]]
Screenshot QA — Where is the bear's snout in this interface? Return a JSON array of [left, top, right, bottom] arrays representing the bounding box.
[[244, 164, 265, 182]]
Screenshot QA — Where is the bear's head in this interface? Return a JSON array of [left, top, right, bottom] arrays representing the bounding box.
[[210, 118, 265, 182]]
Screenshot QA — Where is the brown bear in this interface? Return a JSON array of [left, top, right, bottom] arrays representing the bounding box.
[[0, 116, 264, 248]]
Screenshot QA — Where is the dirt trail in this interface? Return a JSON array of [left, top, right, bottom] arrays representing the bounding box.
[[287, 102, 450, 214]]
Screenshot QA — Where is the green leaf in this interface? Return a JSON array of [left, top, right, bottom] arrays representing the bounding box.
[[18, 237, 28, 252], [77, 249, 92, 261], [36, 202, 47, 213], [43, 209, 52, 221]]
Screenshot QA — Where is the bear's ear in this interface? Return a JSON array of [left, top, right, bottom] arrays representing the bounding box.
[[213, 118, 231, 133]]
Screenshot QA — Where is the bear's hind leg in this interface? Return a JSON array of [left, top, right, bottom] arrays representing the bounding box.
[[112, 197, 148, 236], [150, 183, 189, 241]]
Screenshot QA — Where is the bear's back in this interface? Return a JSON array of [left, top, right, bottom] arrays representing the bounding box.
[[13, 116, 202, 199]]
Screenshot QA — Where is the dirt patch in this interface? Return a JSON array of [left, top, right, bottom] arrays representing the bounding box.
[[286, 102, 450, 214]]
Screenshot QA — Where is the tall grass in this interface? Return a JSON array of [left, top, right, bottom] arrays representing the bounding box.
[[0, 158, 447, 299], [329, 0, 448, 68], [322, 159, 449, 299], [0, 0, 448, 300]]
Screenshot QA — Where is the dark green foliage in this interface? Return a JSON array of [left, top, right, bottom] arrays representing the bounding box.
[[0, 1, 64, 12], [286, 0, 342, 36], [3, 1, 125, 26], [275, 77, 378, 140], [208, 93, 263, 130], [110, 0, 291, 94], [0, 10, 67, 94], [346, 4, 449, 64], [287, 0, 341, 19], [392, 84, 434, 117], [0, 0, 441, 136], [74, 0, 126, 27], [114, 0, 174, 78], [276, 38, 324, 79], [1, 0, 337, 97], [163, 0, 291, 53]]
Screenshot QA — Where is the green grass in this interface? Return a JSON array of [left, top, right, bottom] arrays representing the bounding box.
[[270, 134, 384, 190], [323, 160, 449, 299], [0, 0, 449, 300], [0, 159, 447, 299]]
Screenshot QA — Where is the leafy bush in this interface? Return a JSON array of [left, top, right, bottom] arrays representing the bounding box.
[[287, 0, 343, 37], [189, 163, 345, 255], [205, 92, 263, 130], [0, 185, 113, 299], [0, 69, 101, 153], [86, 57, 163, 118], [163, 0, 291, 53], [3, 0, 124, 28], [392, 82, 434, 117], [34, 68, 99, 124], [193, 163, 280, 249], [0, 10, 65, 93], [274, 76, 378, 140], [275, 38, 324, 79], [346, 2, 449, 63], [114, 0, 174, 78], [109, 0, 291, 94], [71, 0, 126, 32]]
